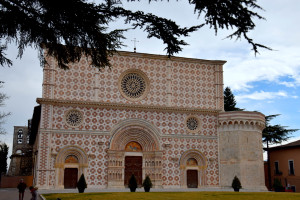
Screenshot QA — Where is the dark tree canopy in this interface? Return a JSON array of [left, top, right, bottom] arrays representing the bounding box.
[[0, 143, 8, 174], [0, 0, 270, 69], [263, 114, 298, 147], [224, 86, 243, 111]]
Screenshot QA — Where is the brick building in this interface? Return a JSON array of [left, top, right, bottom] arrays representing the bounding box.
[[8, 122, 33, 176]]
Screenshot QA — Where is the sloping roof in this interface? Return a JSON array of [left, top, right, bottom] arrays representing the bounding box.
[[265, 139, 300, 151]]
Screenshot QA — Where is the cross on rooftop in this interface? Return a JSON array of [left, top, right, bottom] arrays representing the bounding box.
[[131, 38, 139, 53]]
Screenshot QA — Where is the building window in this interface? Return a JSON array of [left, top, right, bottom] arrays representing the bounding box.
[[289, 160, 295, 175], [17, 129, 23, 138], [274, 161, 281, 175], [185, 116, 200, 133], [118, 69, 150, 101], [65, 109, 83, 127], [16, 150, 22, 154], [27, 136, 30, 144]]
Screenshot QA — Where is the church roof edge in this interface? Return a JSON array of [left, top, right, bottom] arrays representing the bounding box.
[[115, 51, 227, 65]]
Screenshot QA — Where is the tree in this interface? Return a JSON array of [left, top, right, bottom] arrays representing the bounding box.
[[0, 143, 8, 175], [0, 0, 270, 70], [224, 87, 243, 111], [263, 114, 298, 190], [0, 82, 10, 135]]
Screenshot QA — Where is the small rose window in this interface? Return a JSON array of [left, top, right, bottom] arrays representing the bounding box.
[[65, 109, 83, 127]]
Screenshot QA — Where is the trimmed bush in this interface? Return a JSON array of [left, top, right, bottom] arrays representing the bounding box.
[[77, 174, 87, 193], [142, 175, 153, 192], [128, 174, 137, 192], [231, 176, 242, 192]]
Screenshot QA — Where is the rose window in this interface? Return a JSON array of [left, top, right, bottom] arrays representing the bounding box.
[[186, 117, 198, 131], [65, 110, 83, 127], [121, 73, 146, 99]]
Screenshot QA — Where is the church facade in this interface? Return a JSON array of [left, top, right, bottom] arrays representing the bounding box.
[[33, 51, 266, 190]]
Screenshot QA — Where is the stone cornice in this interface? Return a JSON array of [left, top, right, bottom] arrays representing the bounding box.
[[116, 51, 227, 65], [218, 111, 265, 131], [41, 128, 218, 140], [36, 98, 221, 115]]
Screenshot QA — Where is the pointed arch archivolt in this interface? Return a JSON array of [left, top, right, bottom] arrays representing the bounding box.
[[109, 118, 161, 151]]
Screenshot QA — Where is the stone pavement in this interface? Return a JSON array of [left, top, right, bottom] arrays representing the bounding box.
[[0, 188, 42, 200]]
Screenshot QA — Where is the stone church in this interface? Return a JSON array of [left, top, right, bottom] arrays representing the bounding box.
[[32, 51, 266, 190]]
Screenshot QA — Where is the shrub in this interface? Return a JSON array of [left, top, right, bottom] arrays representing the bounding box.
[[77, 174, 87, 193], [231, 176, 242, 190], [273, 178, 283, 192], [128, 174, 137, 192], [142, 176, 153, 192]]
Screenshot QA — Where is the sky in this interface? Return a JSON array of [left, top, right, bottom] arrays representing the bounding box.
[[1, 0, 300, 161]]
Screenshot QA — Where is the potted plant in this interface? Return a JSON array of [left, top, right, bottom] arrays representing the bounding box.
[[142, 175, 153, 192], [231, 176, 242, 192], [128, 174, 137, 192], [77, 174, 87, 193], [273, 178, 283, 192]]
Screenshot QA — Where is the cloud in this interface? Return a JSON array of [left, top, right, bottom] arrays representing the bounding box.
[[236, 90, 288, 101]]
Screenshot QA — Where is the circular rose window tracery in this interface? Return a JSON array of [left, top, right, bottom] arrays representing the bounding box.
[[121, 73, 146, 98], [187, 117, 198, 130], [186, 116, 200, 133], [119, 69, 149, 101], [65, 109, 83, 127]]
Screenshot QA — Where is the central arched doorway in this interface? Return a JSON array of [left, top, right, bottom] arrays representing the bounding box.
[[124, 156, 143, 186], [108, 119, 163, 188], [124, 142, 143, 187]]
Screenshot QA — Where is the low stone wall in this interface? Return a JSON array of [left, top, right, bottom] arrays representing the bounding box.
[[0, 175, 33, 188]]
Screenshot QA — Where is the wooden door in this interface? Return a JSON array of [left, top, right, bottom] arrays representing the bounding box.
[[187, 170, 198, 188], [64, 168, 78, 189], [124, 156, 142, 187]]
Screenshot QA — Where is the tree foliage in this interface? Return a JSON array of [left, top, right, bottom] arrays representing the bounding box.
[[0, 143, 8, 174], [0, 0, 270, 69], [224, 86, 243, 111], [0, 82, 11, 135], [262, 114, 298, 147]]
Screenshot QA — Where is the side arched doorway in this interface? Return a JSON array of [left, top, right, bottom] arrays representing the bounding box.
[[64, 155, 79, 188], [179, 149, 207, 188], [107, 119, 163, 188], [54, 145, 88, 189]]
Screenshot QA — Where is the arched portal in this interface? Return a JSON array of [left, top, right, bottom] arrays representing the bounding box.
[[179, 149, 207, 188], [54, 145, 88, 189], [107, 119, 163, 188]]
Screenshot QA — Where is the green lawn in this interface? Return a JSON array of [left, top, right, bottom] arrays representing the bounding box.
[[43, 192, 300, 200]]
